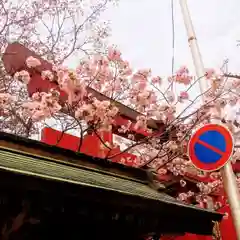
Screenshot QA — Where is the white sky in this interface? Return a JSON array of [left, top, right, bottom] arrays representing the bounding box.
[[103, 0, 240, 77]]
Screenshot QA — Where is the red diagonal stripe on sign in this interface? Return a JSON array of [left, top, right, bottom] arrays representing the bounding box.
[[196, 139, 225, 156]]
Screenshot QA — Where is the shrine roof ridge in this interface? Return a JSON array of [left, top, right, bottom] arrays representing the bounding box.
[[0, 131, 148, 184]]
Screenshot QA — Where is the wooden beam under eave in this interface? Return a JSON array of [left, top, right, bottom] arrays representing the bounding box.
[[2, 42, 164, 131]]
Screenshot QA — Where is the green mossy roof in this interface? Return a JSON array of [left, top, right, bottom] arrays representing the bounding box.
[[0, 147, 171, 201]]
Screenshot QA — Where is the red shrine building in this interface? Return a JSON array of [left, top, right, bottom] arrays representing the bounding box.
[[1, 42, 238, 239]]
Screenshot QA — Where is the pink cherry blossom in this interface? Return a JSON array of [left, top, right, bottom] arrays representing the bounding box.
[[205, 68, 215, 79], [135, 116, 148, 130], [55, 68, 86, 105], [0, 93, 12, 113], [42, 70, 54, 81], [22, 92, 61, 121], [177, 66, 189, 75], [107, 46, 122, 61], [14, 70, 31, 84], [180, 179, 187, 187], [174, 66, 192, 85], [151, 76, 162, 84], [177, 192, 188, 202], [179, 91, 189, 100], [158, 168, 167, 175], [26, 56, 41, 68]]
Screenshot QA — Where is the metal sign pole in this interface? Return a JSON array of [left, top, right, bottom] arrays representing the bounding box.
[[179, 0, 240, 238]]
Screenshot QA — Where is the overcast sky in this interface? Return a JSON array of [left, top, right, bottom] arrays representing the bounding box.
[[103, 0, 240, 77]]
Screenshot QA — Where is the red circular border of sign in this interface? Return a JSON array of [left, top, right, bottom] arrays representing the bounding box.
[[188, 124, 234, 172]]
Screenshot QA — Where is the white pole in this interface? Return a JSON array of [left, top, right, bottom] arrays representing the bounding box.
[[179, 0, 240, 239], [179, 0, 208, 93]]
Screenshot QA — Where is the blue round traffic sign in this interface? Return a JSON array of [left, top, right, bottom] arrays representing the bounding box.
[[188, 124, 233, 171]]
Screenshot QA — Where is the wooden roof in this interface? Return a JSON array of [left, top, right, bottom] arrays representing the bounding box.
[[0, 132, 222, 236]]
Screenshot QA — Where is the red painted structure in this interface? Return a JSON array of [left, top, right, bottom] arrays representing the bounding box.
[[2, 42, 238, 239], [41, 127, 138, 166]]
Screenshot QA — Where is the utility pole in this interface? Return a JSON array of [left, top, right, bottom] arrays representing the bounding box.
[[179, 0, 240, 239]]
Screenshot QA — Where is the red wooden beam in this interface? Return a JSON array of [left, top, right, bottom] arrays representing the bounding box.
[[41, 127, 139, 166]]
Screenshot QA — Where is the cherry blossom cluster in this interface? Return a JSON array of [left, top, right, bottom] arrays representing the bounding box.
[[0, 93, 13, 114], [166, 157, 189, 176], [9, 48, 194, 131], [14, 70, 31, 85], [22, 91, 62, 121], [75, 99, 119, 131], [177, 190, 195, 202], [169, 66, 192, 85], [196, 180, 222, 195]]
